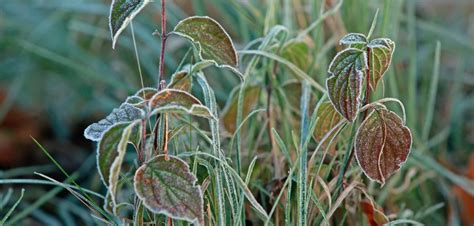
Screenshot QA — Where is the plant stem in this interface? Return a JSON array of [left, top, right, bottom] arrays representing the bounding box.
[[153, 0, 168, 160], [158, 0, 167, 88]]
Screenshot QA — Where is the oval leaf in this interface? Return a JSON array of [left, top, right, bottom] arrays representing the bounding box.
[[355, 109, 412, 185], [173, 16, 238, 68], [367, 38, 395, 90], [149, 89, 214, 119], [340, 33, 367, 45], [109, 0, 151, 49], [313, 101, 343, 141], [134, 155, 204, 225], [84, 103, 144, 141], [326, 48, 366, 122]]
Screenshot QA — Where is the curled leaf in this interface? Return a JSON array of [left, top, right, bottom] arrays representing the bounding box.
[[149, 89, 214, 119], [326, 48, 366, 122], [367, 38, 395, 90], [355, 109, 412, 185], [109, 0, 151, 49], [84, 103, 144, 141], [97, 122, 132, 186], [313, 101, 343, 141], [108, 121, 141, 212], [173, 16, 238, 68], [134, 155, 204, 225], [340, 33, 368, 45]]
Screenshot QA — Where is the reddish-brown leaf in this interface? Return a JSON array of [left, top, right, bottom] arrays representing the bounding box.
[[355, 109, 412, 184]]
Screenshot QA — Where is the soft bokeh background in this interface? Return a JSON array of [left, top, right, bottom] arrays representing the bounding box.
[[1, 0, 474, 225]]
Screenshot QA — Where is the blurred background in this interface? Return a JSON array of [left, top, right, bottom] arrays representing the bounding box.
[[1, 0, 473, 225]]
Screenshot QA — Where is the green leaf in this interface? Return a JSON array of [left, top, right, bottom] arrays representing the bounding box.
[[108, 121, 140, 213], [134, 155, 204, 225], [97, 122, 133, 186], [148, 88, 215, 119], [326, 48, 366, 122], [173, 16, 238, 68], [109, 0, 151, 49], [84, 103, 144, 141], [339, 33, 368, 45], [313, 101, 343, 141], [367, 38, 395, 90], [355, 108, 412, 185], [280, 40, 312, 71]]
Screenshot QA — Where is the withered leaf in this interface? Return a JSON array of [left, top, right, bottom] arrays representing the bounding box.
[[313, 101, 343, 141], [221, 85, 261, 134]]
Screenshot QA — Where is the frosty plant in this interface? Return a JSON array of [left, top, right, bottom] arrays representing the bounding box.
[[323, 32, 413, 185], [80, 0, 413, 224], [82, 0, 263, 224]]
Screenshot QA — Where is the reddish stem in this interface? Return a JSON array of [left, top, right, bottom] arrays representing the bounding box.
[[158, 0, 167, 88], [152, 0, 168, 159]]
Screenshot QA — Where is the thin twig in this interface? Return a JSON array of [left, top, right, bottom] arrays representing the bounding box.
[[158, 0, 167, 87]]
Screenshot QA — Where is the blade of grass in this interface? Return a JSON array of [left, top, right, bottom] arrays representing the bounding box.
[[0, 189, 24, 225], [422, 41, 441, 141], [297, 81, 310, 226], [31, 137, 115, 223]]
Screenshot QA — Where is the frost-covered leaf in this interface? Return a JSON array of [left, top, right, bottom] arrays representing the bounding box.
[[108, 121, 140, 212], [97, 122, 136, 186], [367, 38, 395, 90], [133, 87, 158, 100], [109, 0, 151, 49], [326, 48, 366, 122], [173, 16, 238, 68], [84, 103, 144, 141], [168, 70, 192, 91], [313, 101, 343, 141], [355, 109, 412, 185], [134, 155, 204, 225], [149, 89, 214, 119], [340, 33, 367, 45], [222, 85, 261, 134]]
